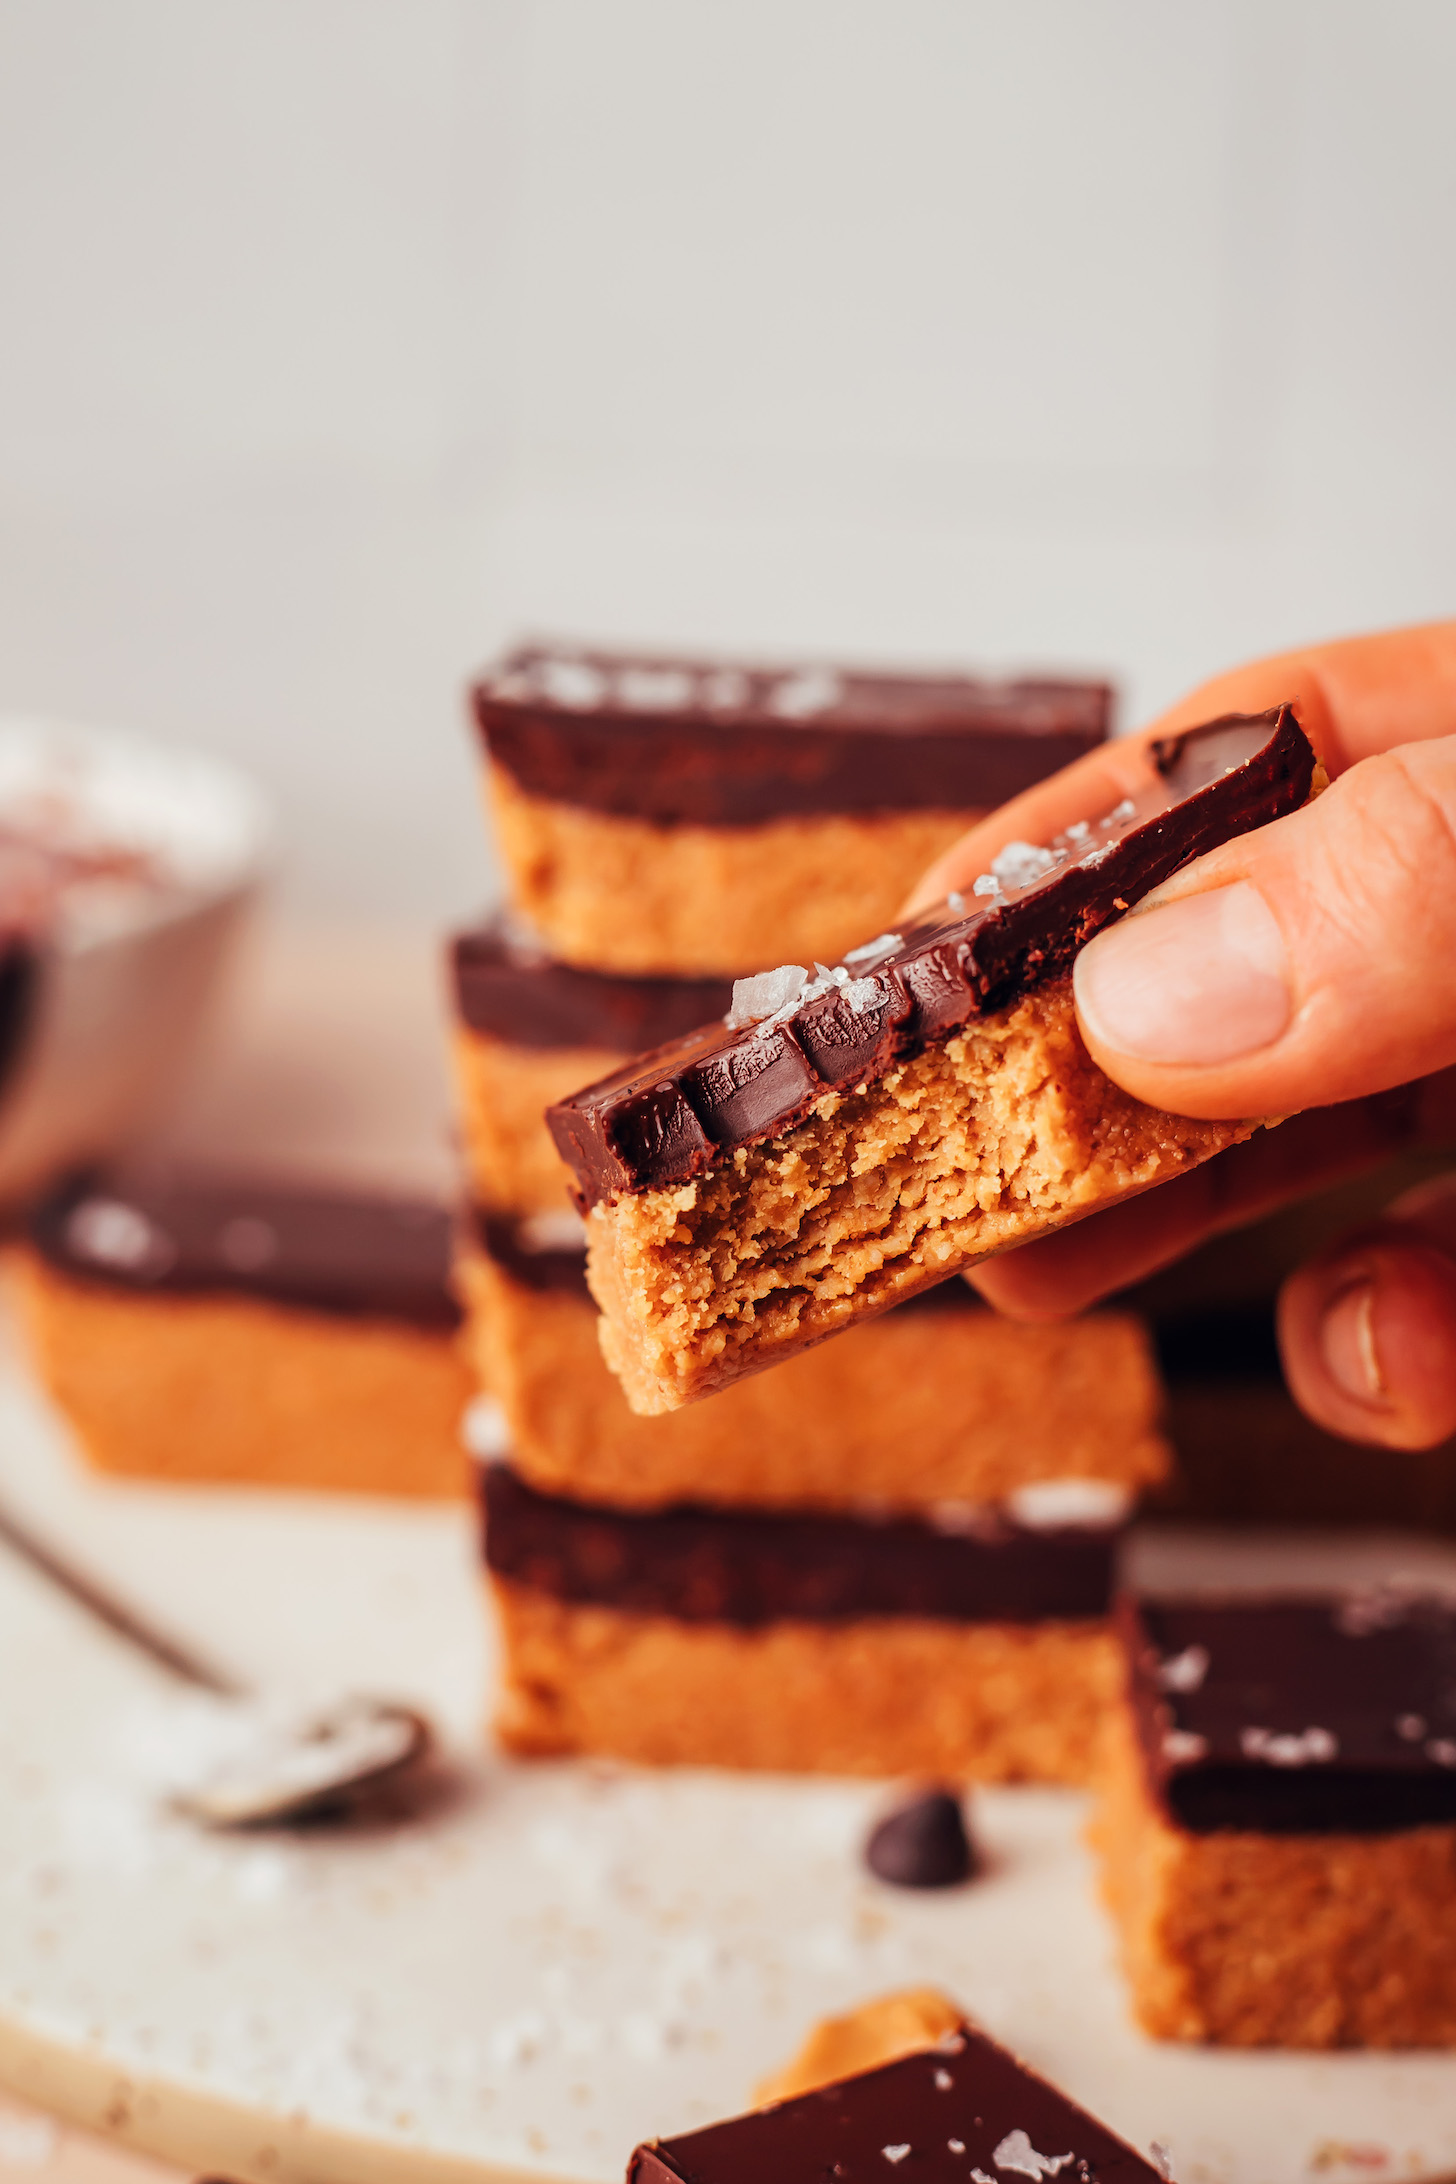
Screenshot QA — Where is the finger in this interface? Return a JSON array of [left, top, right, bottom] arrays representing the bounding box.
[[966, 1077, 1456, 1320], [1278, 1176, 1456, 1450], [1071, 734, 1456, 1121], [903, 617, 1456, 918]]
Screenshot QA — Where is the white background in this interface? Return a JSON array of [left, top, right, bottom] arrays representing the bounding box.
[[0, 0, 1452, 921]]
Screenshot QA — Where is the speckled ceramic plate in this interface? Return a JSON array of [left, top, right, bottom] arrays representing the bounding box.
[[0, 1320, 1453, 2184]]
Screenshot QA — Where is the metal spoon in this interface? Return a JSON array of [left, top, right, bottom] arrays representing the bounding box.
[[0, 1486, 432, 1827]]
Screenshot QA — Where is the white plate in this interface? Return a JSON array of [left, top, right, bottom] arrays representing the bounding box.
[[0, 1323, 1453, 2184]]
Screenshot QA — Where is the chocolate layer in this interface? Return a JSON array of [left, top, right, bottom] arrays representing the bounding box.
[[549, 706, 1315, 1204], [1121, 1594, 1456, 1835], [474, 1207, 591, 1297], [475, 644, 1112, 825], [631, 2020, 1159, 2184], [452, 919, 732, 1052], [30, 1174, 462, 1329], [481, 1463, 1116, 1625]]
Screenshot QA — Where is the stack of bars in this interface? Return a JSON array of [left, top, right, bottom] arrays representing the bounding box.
[[451, 644, 1174, 1782]]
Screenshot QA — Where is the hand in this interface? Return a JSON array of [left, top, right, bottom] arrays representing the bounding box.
[[904, 619, 1456, 1450]]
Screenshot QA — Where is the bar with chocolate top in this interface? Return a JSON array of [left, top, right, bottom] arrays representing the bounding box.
[[449, 917, 731, 1214], [483, 1460, 1125, 1781], [13, 1174, 472, 1496], [474, 643, 1113, 976], [547, 706, 1317, 1415], [629, 2015, 1163, 2184], [1093, 1592, 1456, 2046], [460, 1207, 1169, 1513]]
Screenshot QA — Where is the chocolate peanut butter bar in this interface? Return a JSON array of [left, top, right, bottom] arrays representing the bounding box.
[[630, 2014, 1164, 2184], [450, 919, 731, 1214], [13, 1174, 471, 1496], [461, 1209, 1168, 1511], [475, 645, 1112, 976], [550, 707, 1317, 1415], [1093, 1594, 1456, 2046], [482, 1463, 1123, 1780]]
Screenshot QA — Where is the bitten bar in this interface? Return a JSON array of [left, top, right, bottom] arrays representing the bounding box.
[[475, 644, 1112, 976], [549, 707, 1317, 1414]]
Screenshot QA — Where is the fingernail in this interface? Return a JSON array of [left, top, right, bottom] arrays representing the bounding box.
[[1073, 882, 1291, 1066], [1321, 1277, 1387, 1407]]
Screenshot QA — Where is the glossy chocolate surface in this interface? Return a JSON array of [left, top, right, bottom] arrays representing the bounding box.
[[481, 1464, 1117, 1625], [1122, 1594, 1456, 1834], [474, 644, 1112, 825], [549, 707, 1315, 1205], [30, 1174, 462, 1328], [452, 918, 732, 1052], [630, 2021, 1159, 2184]]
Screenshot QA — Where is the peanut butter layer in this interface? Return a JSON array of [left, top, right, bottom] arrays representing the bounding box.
[[490, 1578, 1116, 1782], [1092, 1707, 1456, 2046], [489, 770, 983, 977], [461, 1224, 1168, 1509], [488, 1581, 1117, 1782], [12, 1253, 472, 1498], [453, 1027, 620, 1214], [584, 976, 1261, 1412]]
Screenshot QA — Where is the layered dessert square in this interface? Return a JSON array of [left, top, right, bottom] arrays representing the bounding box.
[[630, 2008, 1164, 2184], [481, 1461, 1126, 1781], [450, 919, 730, 1214], [13, 1174, 471, 1496], [475, 645, 1112, 976], [1093, 1593, 1456, 2046], [461, 1208, 1168, 1512], [550, 707, 1317, 1414]]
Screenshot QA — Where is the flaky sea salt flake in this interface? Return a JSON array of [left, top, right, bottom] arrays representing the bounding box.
[[993, 2130, 1075, 2178], [843, 931, 903, 967], [1156, 1645, 1210, 1694], [725, 964, 808, 1028]]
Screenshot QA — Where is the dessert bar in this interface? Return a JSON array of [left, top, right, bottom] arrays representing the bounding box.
[[451, 919, 730, 1213], [1094, 1593, 1456, 2046], [630, 2009, 1164, 2184], [13, 1174, 471, 1496], [475, 645, 1112, 976], [462, 1209, 1168, 1511], [482, 1462, 1122, 1780], [550, 706, 1317, 1414]]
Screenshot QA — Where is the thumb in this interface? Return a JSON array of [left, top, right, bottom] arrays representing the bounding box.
[[1070, 734, 1456, 1120]]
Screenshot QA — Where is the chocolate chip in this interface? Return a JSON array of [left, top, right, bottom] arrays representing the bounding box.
[[865, 1789, 976, 1888]]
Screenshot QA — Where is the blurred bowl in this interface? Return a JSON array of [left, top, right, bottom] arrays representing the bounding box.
[[0, 719, 271, 1205]]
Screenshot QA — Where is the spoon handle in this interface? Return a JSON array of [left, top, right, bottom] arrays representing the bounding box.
[[0, 1490, 245, 1697]]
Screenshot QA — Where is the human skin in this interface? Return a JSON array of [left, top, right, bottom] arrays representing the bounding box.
[[903, 620, 1456, 1452]]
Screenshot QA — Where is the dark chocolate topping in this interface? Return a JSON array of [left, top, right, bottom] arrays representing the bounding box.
[[29, 1174, 462, 1329], [481, 1464, 1117, 1626], [451, 918, 732, 1053], [549, 706, 1316, 1205], [865, 1790, 977, 1889], [474, 1207, 591, 1297], [630, 2021, 1160, 2184], [475, 644, 1112, 825], [1120, 1594, 1456, 1835]]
